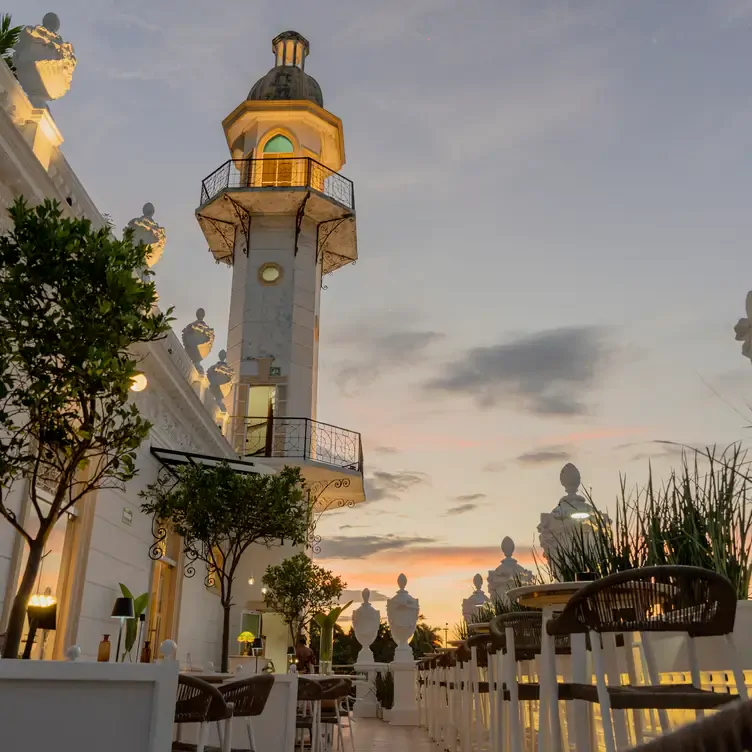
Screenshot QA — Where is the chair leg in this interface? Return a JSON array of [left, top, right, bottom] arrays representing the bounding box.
[[504, 627, 523, 752], [641, 633, 672, 735], [246, 717, 257, 752], [725, 634, 749, 701], [196, 722, 208, 752], [591, 631, 617, 752]]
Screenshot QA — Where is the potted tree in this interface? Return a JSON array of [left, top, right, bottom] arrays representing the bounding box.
[[0, 199, 171, 659], [141, 464, 310, 673], [262, 553, 345, 664]]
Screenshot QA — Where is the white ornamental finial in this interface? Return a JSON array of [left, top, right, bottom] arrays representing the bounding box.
[[352, 588, 380, 664], [159, 639, 178, 661], [487, 535, 533, 603], [735, 291, 752, 361], [13, 14, 77, 104], [462, 573, 489, 622], [560, 463, 581, 495], [207, 349, 234, 412], [182, 308, 215, 376], [125, 203, 166, 268]]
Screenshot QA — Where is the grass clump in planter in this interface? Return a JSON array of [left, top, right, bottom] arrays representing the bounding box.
[[546, 444, 752, 600]]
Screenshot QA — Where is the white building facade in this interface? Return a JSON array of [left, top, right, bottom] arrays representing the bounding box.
[[0, 18, 363, 673]]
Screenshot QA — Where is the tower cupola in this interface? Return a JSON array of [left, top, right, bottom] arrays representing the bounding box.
[[248, 30, 323, 107]]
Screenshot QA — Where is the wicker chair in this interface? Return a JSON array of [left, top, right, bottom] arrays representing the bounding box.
[[296, 677, 324, 752], [546, 566, 749, 752], [319, 679, 355, 752], [190, 674, 274, 752], [627, 698, 752, 752], [173, 674, 233, 752]]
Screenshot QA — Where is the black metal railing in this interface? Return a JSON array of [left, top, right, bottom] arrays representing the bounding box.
[[199, 157, 355, 210], [239, 416, 362, 472]]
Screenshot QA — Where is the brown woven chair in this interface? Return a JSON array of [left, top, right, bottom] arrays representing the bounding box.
[[319, 679, 355, 752], [296, 677, 324, 752], [173, 674, 233, 752], [546, 566, 749, 752], [191, 674, 275, 752], [627, 698, 752, 752]]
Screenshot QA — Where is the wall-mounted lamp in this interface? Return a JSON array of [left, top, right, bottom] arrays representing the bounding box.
[[248, 575, 255, 586], [261, 586, 268, 596], [130, 373, 148, 392]]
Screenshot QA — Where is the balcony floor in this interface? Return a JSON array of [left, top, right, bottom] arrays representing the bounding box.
[[354, 719, 432, 752]]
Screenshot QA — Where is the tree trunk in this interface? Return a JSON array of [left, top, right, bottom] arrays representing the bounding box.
[[4, 541, 44, 659], [220, 603, 231, 673]]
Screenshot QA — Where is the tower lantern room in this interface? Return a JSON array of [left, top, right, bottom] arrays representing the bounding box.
[[195, 30, 363, 510]]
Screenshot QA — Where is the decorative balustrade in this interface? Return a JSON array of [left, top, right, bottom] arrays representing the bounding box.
[[199, 157, 355, 210], [239, 416, 363, 472]]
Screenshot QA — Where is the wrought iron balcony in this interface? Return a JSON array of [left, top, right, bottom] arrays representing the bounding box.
[[239, 416, 363, 473], [199, 157, 355, 210]]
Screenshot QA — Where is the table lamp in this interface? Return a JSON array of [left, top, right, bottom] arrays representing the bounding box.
[[111, 596, 134, 662]]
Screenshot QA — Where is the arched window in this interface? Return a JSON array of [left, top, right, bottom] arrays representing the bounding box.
[[263, 134, 294, 154], [261, 134, 294, 186]]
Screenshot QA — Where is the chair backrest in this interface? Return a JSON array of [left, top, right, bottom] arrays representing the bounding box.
[[627, 697, 752, 752], [297, 676, 324, 702], [220, 674, 275, 718], [318, 678, 351, 699], [490, 612, 572, 660], [175, 674, 227, 724], [547, 566, 737, 638]]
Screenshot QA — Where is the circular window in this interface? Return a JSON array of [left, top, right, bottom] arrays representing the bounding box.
[[259, 263, 282, 285]]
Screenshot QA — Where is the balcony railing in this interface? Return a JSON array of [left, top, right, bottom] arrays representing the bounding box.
[[199, 157, 355, 210], [239, 416, 363, 472]]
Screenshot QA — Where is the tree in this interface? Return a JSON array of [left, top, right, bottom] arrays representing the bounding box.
[[140, 463, 310, 672], [262, 552, 345, 646], [0, 198, 171, 658], [0, 14, 21, 73], [369, 621, 441, 662]]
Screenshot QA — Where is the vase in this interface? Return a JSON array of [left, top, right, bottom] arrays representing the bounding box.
[[386, 574, 419, 662], [97, 635, 111, 662], [319, 622, 334, 675], [140, 640, 152, 664], [352, 588, 380, 664]]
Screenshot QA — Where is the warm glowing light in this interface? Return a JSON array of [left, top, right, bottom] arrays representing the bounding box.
[[29, 594, 56, 608], [248, 576, 255, 586], [570, 511, 591, 520], [261, 587, 268, 595], [130, 373, 148, 392]]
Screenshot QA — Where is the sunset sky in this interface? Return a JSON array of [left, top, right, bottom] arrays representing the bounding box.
[[14, 0, 752, 629]]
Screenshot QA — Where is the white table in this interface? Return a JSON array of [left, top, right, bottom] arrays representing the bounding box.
[[506, 582, 587, 752]]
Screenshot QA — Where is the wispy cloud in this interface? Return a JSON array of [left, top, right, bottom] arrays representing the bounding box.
[[516, 447, 572, 466], [365, 470, 430, 502], [482, 462, 507, 473], [320, 534, 437, 559], [444, 492, 487, 516], [426, 327, 610, 415]]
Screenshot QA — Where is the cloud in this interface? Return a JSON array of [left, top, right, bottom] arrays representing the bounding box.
[[325, 311, 445, 395], [444, 493, 487, 516], [454, 493, 487, 503], [321, 534, 437, 559], [426, 327, 609, 415], [365, 469, 430, 502], [445, 503, 481, 516], [373, 446, 399, 455], [618, 440, 706, 463], [516, 447, 572, 465], [482, 461, 507, 473]]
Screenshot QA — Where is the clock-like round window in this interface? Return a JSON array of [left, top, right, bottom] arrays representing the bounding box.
[[259, 263, 282, 285]]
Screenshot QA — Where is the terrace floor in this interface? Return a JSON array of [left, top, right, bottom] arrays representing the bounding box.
[[354, 719, 432, 752]]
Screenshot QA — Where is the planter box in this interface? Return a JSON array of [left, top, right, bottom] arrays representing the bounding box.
[[651, 600, 752, 673], [0, 660, 179, 752]]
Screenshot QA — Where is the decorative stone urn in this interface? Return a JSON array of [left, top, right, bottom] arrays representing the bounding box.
[[207, 350, 234, 412], [124, 203, 167, 268], [487, 538, 534, 603], [538, 463, 604, 567], [13, 13, 77, 104], [352, 588, 380, 663], [386, 574, 419, 663], [181, 309, 215, 376], [462, 573, 490, 622]]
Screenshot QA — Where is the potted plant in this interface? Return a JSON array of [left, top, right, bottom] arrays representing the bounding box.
[[313, 601, 352, 675], [381, 670, 394, 722], [546, 445, 752, 671]]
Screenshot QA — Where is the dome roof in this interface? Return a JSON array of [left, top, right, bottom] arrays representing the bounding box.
[[248, 66, 323, 108], [247, 30, 323, 108]]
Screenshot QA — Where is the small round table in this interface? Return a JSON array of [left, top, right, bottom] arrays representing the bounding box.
[[506, 582, 587, 752]]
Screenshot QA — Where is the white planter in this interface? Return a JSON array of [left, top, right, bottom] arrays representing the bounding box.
[[651, 600, 752, 673]]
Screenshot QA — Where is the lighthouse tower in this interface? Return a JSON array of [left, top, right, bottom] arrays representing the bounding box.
[[195, 31, 363, 508]]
